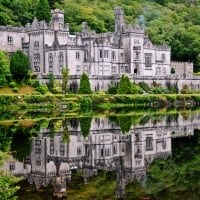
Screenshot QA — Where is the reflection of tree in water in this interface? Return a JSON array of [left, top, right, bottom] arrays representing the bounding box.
[[62, 118, 70, 143], [145, 131, 200, 200], [10, 126, 32, 162], [69, 118, 79, 129], [166, 113, 178, 125], [79, 117, 92, 137], [118, 116, 132, 134], [0, 126, 12, 152]]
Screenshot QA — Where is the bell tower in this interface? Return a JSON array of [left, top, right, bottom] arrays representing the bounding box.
[[114, 7, 125, 33], [51, 9, 64, 30]]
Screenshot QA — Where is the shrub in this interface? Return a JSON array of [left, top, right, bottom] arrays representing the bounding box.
[[78, 73, 92, 94], [32, 80, 40, 88], [117, 75, 131, 94], [9, 81, 16, 88], [138, 82, 150, 92], [181, 84, 191, 94], [10, 50, 30, 82], [107, 84, 118, 94], [12, 87, 18, 93], [36, 84, 49, 94], [131, 83, 143, 94], [0, 75, 6, 87], [80, 97, 93, 112]]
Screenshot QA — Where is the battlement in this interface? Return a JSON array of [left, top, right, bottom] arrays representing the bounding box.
[[0, 25, 25, 32], [51, 9, 64, 15], [155, 44, 171, 51], [114, 7, 124, 15]]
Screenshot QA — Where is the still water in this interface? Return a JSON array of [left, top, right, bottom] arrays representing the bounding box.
[[1, 110, 200, 199]]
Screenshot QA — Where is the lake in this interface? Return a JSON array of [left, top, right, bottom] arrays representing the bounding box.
[[1, 109, 200, 199]]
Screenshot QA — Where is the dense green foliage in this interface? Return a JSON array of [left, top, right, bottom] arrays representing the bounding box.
[[78, 73, 92, 94], [0, 50, 10, 87], [10, 50, 30, 82], [79, 117, 92, 137], [117, 75, 132, 94], [61, 68, 69, 94], [36, 0, 51, 23], [0, 0, 200, 71]]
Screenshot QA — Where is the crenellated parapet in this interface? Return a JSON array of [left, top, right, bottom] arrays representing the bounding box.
[[155, 44, 171, 51], [0, 25, 25, 32]]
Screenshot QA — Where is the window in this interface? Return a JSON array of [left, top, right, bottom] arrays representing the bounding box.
[[162, 140, 166, 149], [84, 65, 91, 74], [34, 65, 40, 72], [8, 36, 13, 45], [156, 67, 161, 75], [76, 51, 80, 60], [59, 65, 63, 74], [50, 145, 54, 155], [100, 148, 104, 157], [49, 65, 53, 73], [112, 66, 116, 74], [34, 41, 39, 49], [36, 160, 41, 166], [113, 144, 117, 154], [112, 51, 116, 61], [76, 65, 81, 74], [9, 162, 15, 171], [60, 146, 65, 156], [77, 147, 82, 155], [35, 147, 41, 154], [48, 53, 53, 62], [59, 52, 63, 62], [135, 51, 140, 60], [35, 140, 41, 146], [34, 54, 40, 62], [84, 50, 88, 61], [145, 53, 152, 68], [99, 50, 103, 58], [146, 136, 153, 151], [161, 53, 166, 63], [105, 148, 110, 156], [120, 53, 124, 61], [104, 50, 109, 58], [163, 67, 166, 75]]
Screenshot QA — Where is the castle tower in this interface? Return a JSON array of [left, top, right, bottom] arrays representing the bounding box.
[[51, 9, 65, 30], [114, 7, 125, 33]]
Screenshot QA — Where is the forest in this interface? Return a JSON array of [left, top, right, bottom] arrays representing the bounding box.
[[0, 0, 200, 70]]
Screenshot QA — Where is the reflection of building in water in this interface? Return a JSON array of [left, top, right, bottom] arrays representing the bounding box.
[[2, 112, 200, 198]]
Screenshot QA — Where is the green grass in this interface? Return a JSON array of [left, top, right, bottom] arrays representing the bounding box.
[[0, 85, 35, 95]]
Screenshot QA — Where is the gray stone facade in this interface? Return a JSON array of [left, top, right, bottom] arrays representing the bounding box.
[[0, 7, 199, 91]]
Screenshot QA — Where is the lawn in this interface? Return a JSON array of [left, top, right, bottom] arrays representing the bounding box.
[[0, 86, 35, 95]]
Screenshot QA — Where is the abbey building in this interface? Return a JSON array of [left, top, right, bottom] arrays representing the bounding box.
[[0, 7, 197, 91]]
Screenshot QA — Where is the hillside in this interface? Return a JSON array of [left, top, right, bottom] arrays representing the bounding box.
[[1, 0, 200, 70]]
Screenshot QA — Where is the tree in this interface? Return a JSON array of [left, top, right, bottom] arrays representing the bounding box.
[[61, 68, 69, 94], [10, 50, 30, 82], [78, 73, 92, 94], [0, 50, 10, 87], [117, 75, 132, 94], [46, 73, 54, 93], [36, 0, 51, 23], [118, 116, 132, 134], [79, 117, 92, 137]]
